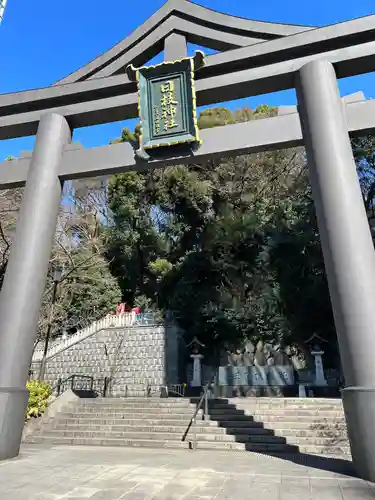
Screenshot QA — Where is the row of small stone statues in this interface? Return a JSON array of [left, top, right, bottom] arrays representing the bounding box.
[[227, 340, 293, 367]]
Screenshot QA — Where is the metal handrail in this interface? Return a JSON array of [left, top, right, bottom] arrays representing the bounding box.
[[53, 375, 93, 396], [182, 381, 212, 449], [52, 374, 111, 397], [167, 384, 186, 397], [147, 383, 186, 398]]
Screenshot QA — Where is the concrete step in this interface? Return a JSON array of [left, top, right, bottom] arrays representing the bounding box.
[[48, 426, 348, 442], [59, 410, 203, 419], [240, 412, 343, 420], [72, 407, 200, 415], [41, 426, 348, 445], [55, 413, 345, 429], [207, 409, 344, 417], [230, 399, 343, 404], [77, 402, 196, 409], [205, 414, 344, 423], [49, 417, 345, 430], [263, 419, 346, 429], [212, 418, 346, 429], [39, 430, 288, 444], [233, 405, 344, 412], [77, 400, 343, 409], [204, 414, 263, 422], [51, 424, 273, 435], [24, 436, 298, 453], [206, 401, 343, 408], [205, 398, 344, 405], [75, 405, 197, 412], [193, 441, 299, 452], [282, 435, 349, 446], [50, 417, 219, 427], [275, 428, 347, 438], [297, 444, 351, 455], [93, 398, 189, 402], [80, 398, 344, 409]]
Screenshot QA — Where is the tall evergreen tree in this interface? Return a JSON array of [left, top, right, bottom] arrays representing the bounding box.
[[104, 107, 375, 367]]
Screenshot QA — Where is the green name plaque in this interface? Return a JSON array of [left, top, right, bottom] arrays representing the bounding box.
[[126, 51, 205, 160]]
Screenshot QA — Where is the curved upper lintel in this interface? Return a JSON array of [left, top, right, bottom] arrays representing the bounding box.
[[181, 0, 315, 37], [54, 0, 315, 86], [90, 16, 247, 81]]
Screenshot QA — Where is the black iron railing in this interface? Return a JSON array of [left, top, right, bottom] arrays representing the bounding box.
[[123, 383, 186, 398], [146, 383, 186, 398], [182, 380, 212, 450], [53, 375, 112, 398], [166, 383, 186, 397]]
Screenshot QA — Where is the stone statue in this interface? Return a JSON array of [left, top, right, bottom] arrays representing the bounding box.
[[227, 348, 244, 366], [243, 350, 254, 366], [243, 341, 255, 366], [267, 354, 275, 366], [263, 343, 275, 365], [254, 340, 266, 366], [227, 350, 234, 366], [245, 341, 255, 352], [273, 347, 292, 366]]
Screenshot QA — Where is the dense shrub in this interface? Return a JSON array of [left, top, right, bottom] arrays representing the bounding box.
[[25, 380, 52, 421]]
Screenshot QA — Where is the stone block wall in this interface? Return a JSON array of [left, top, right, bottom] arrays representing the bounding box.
[[31, 324, 181, 396]]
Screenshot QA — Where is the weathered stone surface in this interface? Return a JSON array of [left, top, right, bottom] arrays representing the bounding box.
[[1, 444, 370, 500], [23, 396, 349, 457], [31, 325, 181, 396]]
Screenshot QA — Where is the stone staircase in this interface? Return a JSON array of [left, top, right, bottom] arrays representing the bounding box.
[[24, 397, 350, 456], [218, 397, 349, 456]]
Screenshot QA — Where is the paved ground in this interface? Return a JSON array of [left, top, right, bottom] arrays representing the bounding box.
[[0, 445, 374, 500]]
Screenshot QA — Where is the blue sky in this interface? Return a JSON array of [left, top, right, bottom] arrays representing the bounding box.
[[1, 0, 375, 161]]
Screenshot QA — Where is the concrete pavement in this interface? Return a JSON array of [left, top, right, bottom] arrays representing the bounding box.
[[0, 445, 374, 499]]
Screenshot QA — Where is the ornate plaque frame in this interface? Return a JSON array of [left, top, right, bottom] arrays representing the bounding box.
[[126, 51, 205, 159]]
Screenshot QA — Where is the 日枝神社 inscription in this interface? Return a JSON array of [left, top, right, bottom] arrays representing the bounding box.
[[126, 51, 205, 159], [153, 79, 180, 134]]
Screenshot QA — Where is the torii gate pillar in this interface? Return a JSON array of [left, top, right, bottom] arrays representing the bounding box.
[[297, 59, 375, 481], [0, 113, 71, 460]]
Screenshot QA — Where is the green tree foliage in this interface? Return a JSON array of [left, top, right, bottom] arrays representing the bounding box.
[[265, 186, 339, 364], [103, 171, 165, 308], [352, 134, 375, 230], [104, 107, 374, 367]]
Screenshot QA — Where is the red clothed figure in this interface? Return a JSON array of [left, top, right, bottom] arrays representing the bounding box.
[[116, 302, 125, 315]]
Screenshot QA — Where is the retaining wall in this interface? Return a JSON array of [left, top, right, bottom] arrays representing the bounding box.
[[31, 324, 181, 396]]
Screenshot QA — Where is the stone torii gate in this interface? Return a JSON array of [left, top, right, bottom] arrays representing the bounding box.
[[1, 0, 375, 480]]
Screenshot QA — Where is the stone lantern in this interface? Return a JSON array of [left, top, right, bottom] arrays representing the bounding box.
[[305, 334, 328, 386], [186, 337, 205, 387]]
